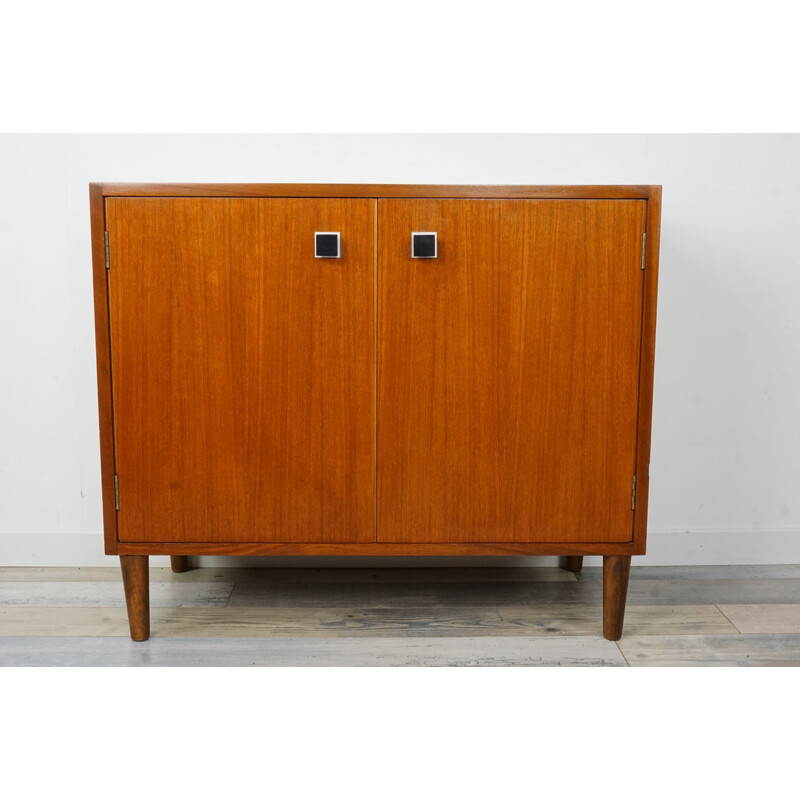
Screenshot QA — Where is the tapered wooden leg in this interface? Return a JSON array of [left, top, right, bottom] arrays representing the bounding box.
[[603, 555, 631, 641], [170, 555, 193, 573], [563, 556, 584, 572], [120, 555, 150, 641]]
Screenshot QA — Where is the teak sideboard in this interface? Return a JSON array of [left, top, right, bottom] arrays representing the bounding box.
[[89, 183, 662, 642]]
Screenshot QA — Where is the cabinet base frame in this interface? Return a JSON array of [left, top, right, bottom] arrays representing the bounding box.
[[114, 541, 642, 557], [118, 551, 634, 643]]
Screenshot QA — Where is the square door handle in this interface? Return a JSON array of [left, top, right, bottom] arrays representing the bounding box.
[[412, 232, 437, 258], [315, 232, 340, 258]]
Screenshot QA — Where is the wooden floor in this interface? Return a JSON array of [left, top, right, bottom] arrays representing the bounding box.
[[1, 565, 799, 666]]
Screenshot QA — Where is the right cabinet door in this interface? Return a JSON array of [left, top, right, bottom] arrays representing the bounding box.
[[377, 199, 646, 544]]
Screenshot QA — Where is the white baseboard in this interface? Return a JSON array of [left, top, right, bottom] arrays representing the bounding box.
[[2, 529, 799, 568]]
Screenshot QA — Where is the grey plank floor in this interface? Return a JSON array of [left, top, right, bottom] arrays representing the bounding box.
[[0, 565, 798, 666], [0, 635, 625, 667]]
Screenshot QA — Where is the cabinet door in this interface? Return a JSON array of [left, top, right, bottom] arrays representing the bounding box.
[[377, 199, 646, 543], [107, 198, 375, 543]]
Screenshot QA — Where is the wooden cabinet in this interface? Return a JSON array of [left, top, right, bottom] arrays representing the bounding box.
[[90, 184, 662, 642]]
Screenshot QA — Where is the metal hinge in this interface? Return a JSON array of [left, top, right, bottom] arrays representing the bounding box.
[[641, 232, 646, 270], [105, 231, 110, 269], [631, 475, 637, 510], [114, 475, 119, 510]]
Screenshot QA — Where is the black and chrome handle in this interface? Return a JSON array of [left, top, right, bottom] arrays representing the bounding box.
[[412, 232, 437, 258], [315, 232, 340, 258]]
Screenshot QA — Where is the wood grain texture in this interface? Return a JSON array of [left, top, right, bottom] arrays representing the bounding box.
[[378, 199, 646, 544], [0, 566, 239, 582], [0, 566, 577, 583], [564, 556, 584, 572], [90, 184, 661, 588], [89, 184, 118, 554], [97, 183, 656, 200], [0, 635, 627, 667], [718, 605, 800, 634], [618, 634, 800, 667], [120, 555, 149, 641], [221, 566, 577, 583], [116, 541, 638, 556], [578, 569, 800, 606], [107, 198, 374, 544], [223, 576, 603, 607], [625, 565, 800, 580], [498, 604, 737, 637], [0, 604, 735, 638], [13, 563, 800, 666], [0, 581, 233, 607]]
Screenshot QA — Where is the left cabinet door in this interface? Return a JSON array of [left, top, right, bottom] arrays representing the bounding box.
[[107, 198, 375, 544]]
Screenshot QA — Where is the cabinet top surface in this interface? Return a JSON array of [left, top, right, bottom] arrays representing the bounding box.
[[92, 183, 661, 199]]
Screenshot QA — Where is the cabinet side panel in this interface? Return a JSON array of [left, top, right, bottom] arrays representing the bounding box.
[[108, 198, 375, 543], [90, 184, 118, 554], [378, 199, 646, 544], [633, 188, 662, 553]]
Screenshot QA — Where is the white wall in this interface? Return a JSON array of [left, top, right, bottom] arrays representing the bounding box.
[[1, 133, 798, 566]]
